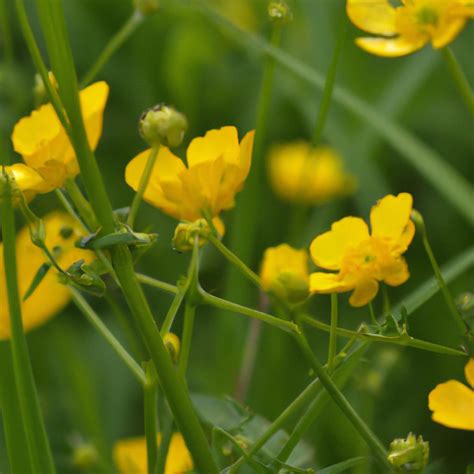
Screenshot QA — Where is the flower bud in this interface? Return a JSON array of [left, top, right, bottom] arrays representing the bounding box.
[[270, 271, 309, 304], [388, 433, 429, 473], [172, 218, 225, 252], [0, 168, 22, 207], [410, 209, 426, 237], [164, 332, 180, 363], [139, 104, 187, 148], [268, 1, 292, 26], [71, 442, 99, 470], [133, 0, 159, 15]]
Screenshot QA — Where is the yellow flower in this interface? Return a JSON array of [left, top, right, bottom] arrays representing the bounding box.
[[113, 433, 193, 474], [125, 126, 254, 222], [347, 0, 474, 57], [0, 211, 93, 339], [267, 142, 355, 205], [12, 81, 109, 189], [428, 358, 474, 431], [260, 243, 309, 303], [2, 163, 50, 202], [309, 193, 415, 307]]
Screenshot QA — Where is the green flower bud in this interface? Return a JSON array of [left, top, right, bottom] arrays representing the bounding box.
[[270, 271, 309, 304], [133, 0, 159, 15], [388, 432, 429, 473], [410, 209, 426, 237], [172, 218, 224, 252], [71, 442, 99, 470], [268, 1, 292, 26], [139, 104, 187, 148], [164, 332, 180, 363]]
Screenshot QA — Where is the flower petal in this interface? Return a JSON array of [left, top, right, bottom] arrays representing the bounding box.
[[429, 380, 474, 431], [370, 193, 413, 245], [432, 17, 467, 48], [309, 272, 353, 294], [80, 81, 109, 151], [349, 279, 379, 307], [355, 36, 427, 57], [6, 163, 52, 194], [346, 0, 397, 35], [383, 257, 410, 287], [310, 217, 369, 270], [465, 358, 474, 389]]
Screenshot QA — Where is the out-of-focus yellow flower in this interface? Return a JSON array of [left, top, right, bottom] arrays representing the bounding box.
[[260, 243, 309, 303], [267, 142, 355, 205], [309, 193, 415, 307], [0, 212, 93, 339], [347, 0, 474, 57], [428, 358, 474, 431], [1, 163, 50, 202], [12, 81, 109, 189], [113, 433, 193, 474], [125, 126, 254, 222], [210, 0, 257, 31]]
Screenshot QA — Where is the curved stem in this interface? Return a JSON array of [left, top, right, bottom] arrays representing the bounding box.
[[136, 273, 178, 295], [441, 47, 474, 116], [80, 11, 144, 87], [127, 145, 159, 228], [327, 294, 338, 374]]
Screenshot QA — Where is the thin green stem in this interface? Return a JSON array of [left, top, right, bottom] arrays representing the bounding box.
[[178, 301, 196, 377], [201, 291, 298, 334], [441, 47, 474, 116], [71, 289, 146, 385], [80, 11, 144, 87], [293, 330, 392, 471], [208, 233, 261, 288], [0, 0, 13, 65], [127, 145, 160, 228], [137, 273, 178, 295], [143, 361, 158, 474], [55, 188, 87, 230], [160, 288, 186, 336], [327, 294, 338, 374], [300, 314, 465, 357], [0, 177, 56, 474], [368, 302, 378, 326], [65, 178, 99, 231]]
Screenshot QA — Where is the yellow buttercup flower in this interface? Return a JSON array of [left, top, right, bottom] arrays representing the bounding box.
[[125, 126, 254, 222], [260, 243, 309, 303], [0, 211, 93, 339], [347, 0, 474, 57], [1, 163, 50, 202], [428, 358, 474, 431], [113, 433, 193, 474], [267, 142, 355, 205], [309, 193, 415, 307], [12, 81, 109, 189]]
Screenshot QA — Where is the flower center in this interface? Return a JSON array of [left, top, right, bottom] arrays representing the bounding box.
[[416, 6, 438, 25]]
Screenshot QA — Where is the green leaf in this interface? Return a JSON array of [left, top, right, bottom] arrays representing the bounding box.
[[77, 229, 158, 250], [317, 457, 368, 474], [64, 260, 107, 297], [22, 262, 51, 301]]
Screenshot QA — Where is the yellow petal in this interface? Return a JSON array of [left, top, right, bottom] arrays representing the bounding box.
[[310, 217, 369, 271], [383, 257, 410, 287], [355, 36, 427, 57], [236, 129, 255, 181], [370, 193, 413, 247], [465, 359, 474, 389], [309, 272, 352, 294], [349, 279, 379, 307], [6, 163, 52, 194], [80, 81, 109, 152], [186, 126, 240, 168], [431, 17, 467, 48], [429, 380, 474, 431], [0, 212, 93, 340], [113, 433, 193, 474], [346, 0, 397, 35]]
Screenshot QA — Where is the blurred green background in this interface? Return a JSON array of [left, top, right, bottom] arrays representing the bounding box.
[[0, 0, 473, 472]]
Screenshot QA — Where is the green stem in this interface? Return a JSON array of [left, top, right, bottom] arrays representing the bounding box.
[[0, 0, 13, 65], [300, 314, 465, 357], [208, 233, 261, 288], [80, 11, 144, 87], [127, 145, 160, 228], [71, 289, 146, 385], [160, 288, 186, 336], [368, 302, 378, 326], [65, 178, 100, 231], [201, 291, 298, 334], [178, 301, 196, 377], [441, 47, 474, 116], [419, 219, 467, 334], [293, 330, 392, 471], [55, 188, 87, 230], [0, 177, 56, 474], [143, 361, 158, 474], [136, 273, 178, 295], [327, 294, 338, 374]]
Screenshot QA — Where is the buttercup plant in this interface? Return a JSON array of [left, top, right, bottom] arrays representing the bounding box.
[[0, 0, 473, 473]]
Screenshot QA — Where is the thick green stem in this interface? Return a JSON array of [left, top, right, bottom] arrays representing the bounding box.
[[441, 47, 474, 116], [65, 178, 100, 231], [294, 330, 392, 471], [0, 178, 56, 474], [81, 11, 144, 87], [127, 145, 160, 228], [71, 289, 146, 385], [178, 301, 196, 377], [143, 361, 158, 474], [327, 294, 338, 374]]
